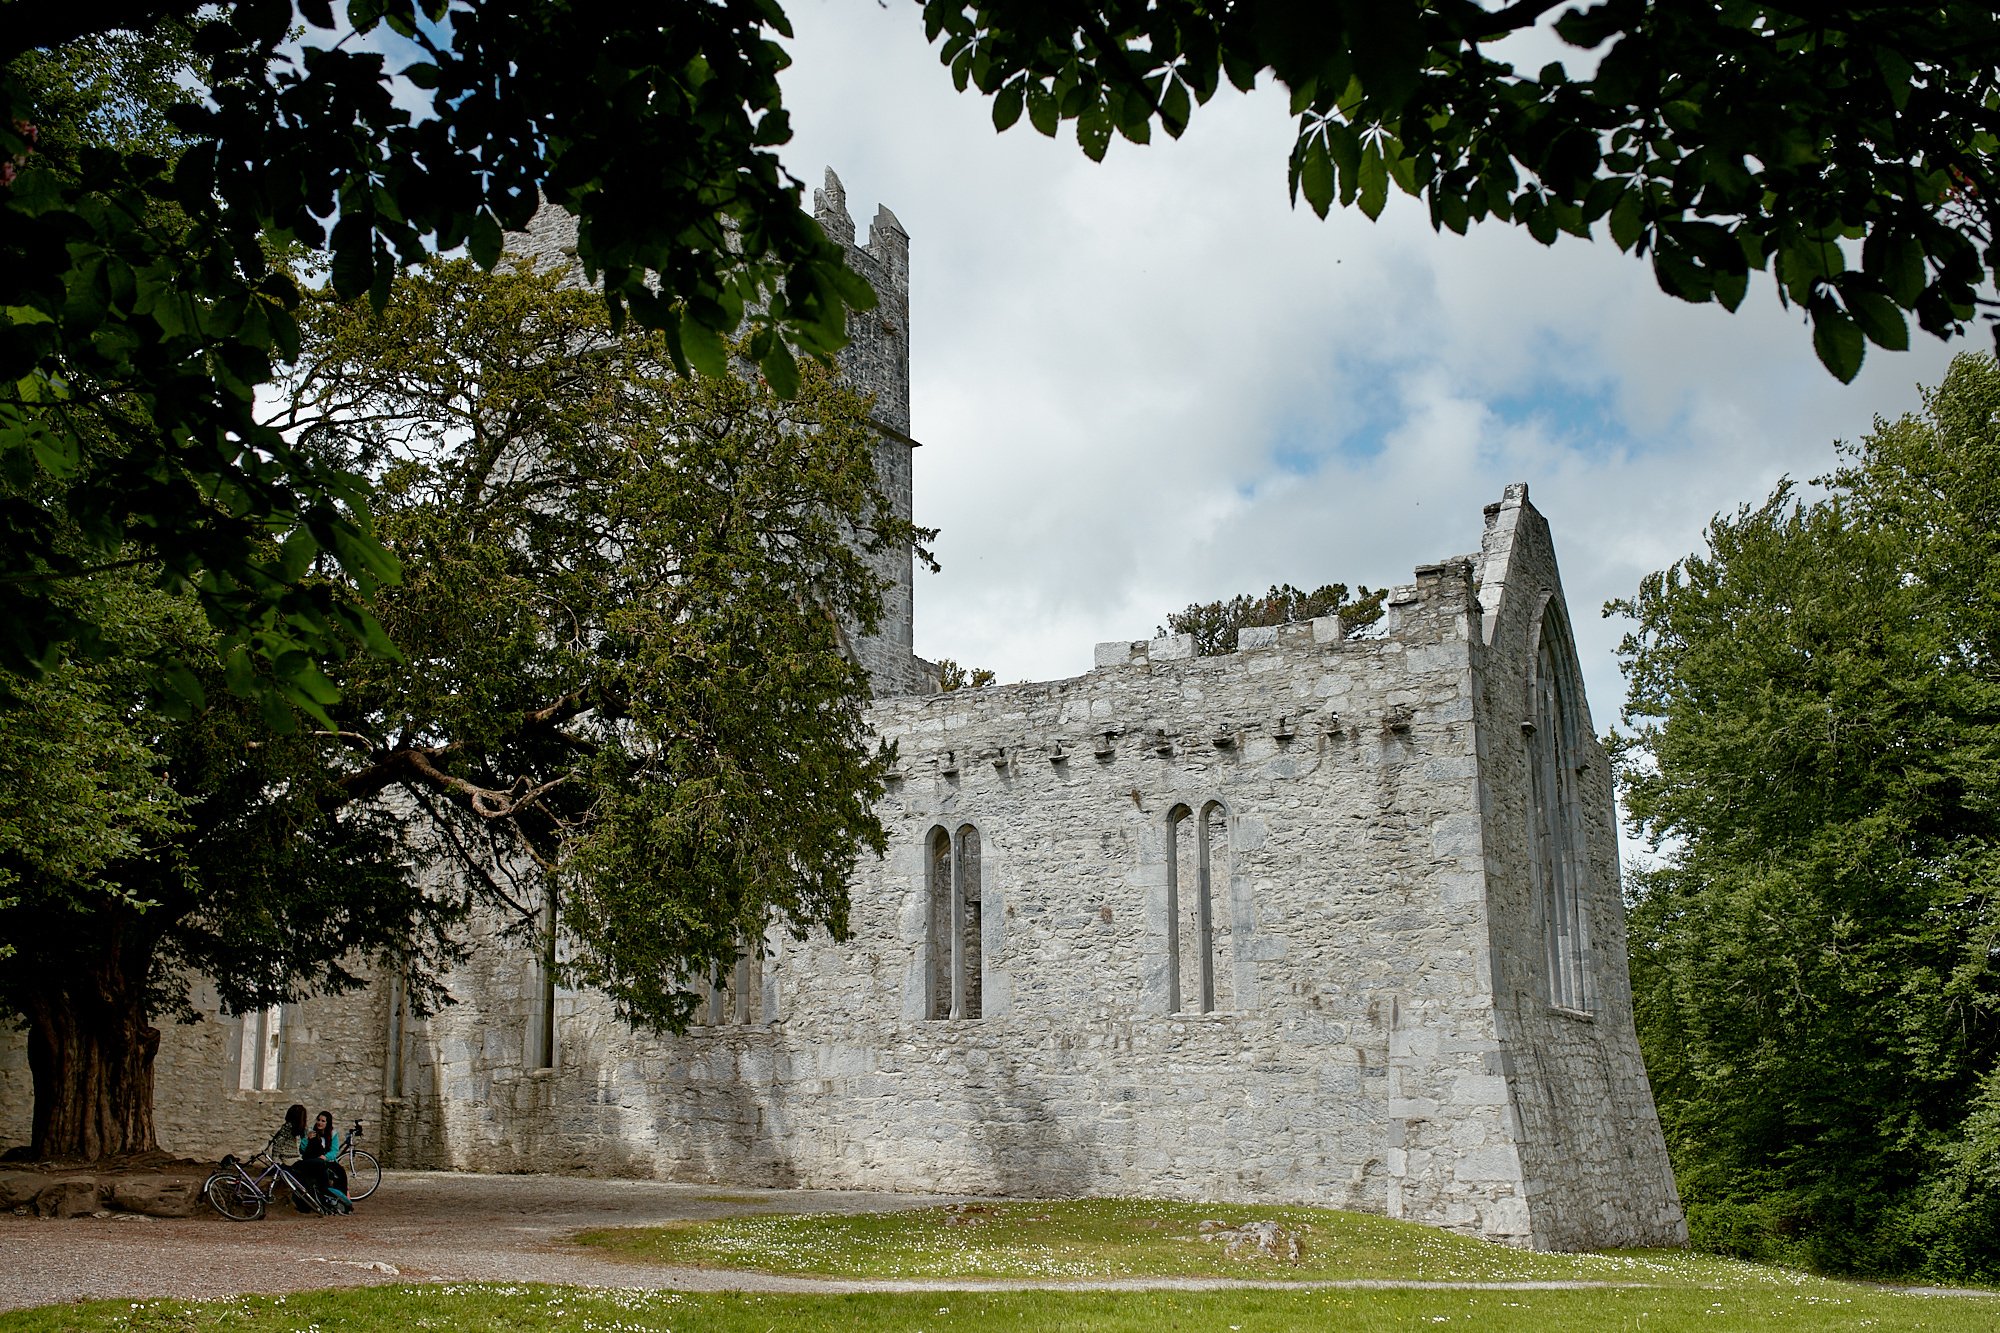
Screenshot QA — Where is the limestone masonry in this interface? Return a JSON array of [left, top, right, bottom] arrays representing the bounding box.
[[0, 176, 1685, 1251]]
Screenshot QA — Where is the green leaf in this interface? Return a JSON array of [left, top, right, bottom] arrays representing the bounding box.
[[1609, 190, 1644, 252], [1160, 78, 1191, 138], [1864, 231, 1927, 306], [1358, 146, 1388, 221], [1077, 104, 1112, 162], [1026, 87, 1058, 137], [1811, 304, 1865, 382], [1711, 265, 1747, 312], [30, 426, 80, 480], [761, 337, 799, 398], [277, 529, 319, 583], [468, 212, 503, 272], [993, 84, 1024, 133], [1653, 248, 1710, 302], [681, 315, 728, 378], [1299, 139, 1334, 218], [1846, 289, 1909, 352]]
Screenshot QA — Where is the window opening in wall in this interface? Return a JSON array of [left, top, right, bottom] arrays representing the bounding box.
[[527, 891, 558, 1069], [697, 933, 763, 1027], [925, 823, 983, 1020], [926, 826, 952, 1019], [1167, 803, 1227, 1014], [732, 942, 762, 1025], [704, 969, 727, 1025], [1199, 799, 1229, 1012], [955, 823, 983, 1019], [1531, 610, 1595, 1012], [237, 1004, 286, 1091], [384, 974, 406, 1098]]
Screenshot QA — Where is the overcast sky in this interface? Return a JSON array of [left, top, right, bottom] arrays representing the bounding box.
[[772, 2, 1971, 811]]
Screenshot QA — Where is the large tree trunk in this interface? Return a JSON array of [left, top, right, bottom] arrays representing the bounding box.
[[22, 936, 160, 1161]]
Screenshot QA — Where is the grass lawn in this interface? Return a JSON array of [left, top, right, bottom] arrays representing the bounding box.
[[573, 1197, 1823, 1287], [1, 1283, 1992, 1332], [6, 1202, 1993, 1330]]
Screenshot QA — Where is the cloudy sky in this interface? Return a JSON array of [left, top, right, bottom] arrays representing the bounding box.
[[771, 1, 1970, 800]]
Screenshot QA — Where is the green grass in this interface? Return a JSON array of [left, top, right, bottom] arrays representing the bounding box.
[[1, 1283, 1991, 1332], [574, 1197, 1810, 1286]]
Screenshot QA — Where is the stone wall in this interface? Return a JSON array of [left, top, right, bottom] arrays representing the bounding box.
[[0, 487, 1683, 1252], [1469, 487, 1686, 1249]]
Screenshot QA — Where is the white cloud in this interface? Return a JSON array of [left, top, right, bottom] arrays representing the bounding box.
[[775, 0, 1968, 821]]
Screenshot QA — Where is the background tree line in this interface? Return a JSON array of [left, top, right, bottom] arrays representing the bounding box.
[[1616, 352, 2000, 1281]]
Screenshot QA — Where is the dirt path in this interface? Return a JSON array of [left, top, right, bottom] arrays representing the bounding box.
[[6, 1171, 1989, 1315], [1, 1172, 977, 1312]]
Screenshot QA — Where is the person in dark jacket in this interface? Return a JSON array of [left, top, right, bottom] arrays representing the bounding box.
[[281, 1102, 331, 1211]]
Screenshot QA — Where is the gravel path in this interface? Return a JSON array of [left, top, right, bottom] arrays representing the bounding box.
[[8, 1171, 1990, 1315], [0, 1172, 976, 1313]]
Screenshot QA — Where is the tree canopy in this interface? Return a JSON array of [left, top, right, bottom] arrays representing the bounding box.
[[1, 1, 874, 714], [294, 257, 924, 1031], [1614, 352, 2000, 1279], [8, 2, 2000, 708], [928, 2, 2000, 384], [0, 254, 922, 1158], [1159, 581, 1385, 656]]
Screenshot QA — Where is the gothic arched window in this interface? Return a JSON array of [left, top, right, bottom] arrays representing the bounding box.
[[1530, 607, 1594, 1013], [1166, 801, 1229, 1014], [925, 823, 983, 1020]]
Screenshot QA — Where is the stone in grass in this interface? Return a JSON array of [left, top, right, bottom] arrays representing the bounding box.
[[942, 1203, 1001, 1227], [1196, 1218, 1303, 1264]]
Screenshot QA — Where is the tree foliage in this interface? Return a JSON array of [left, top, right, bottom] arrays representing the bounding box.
[[925, 1, 2000, 383], [1613, 353, 2000, 1279], [1158, 581, 1385, 656], [0, 571, 453, 1159], [287, 257, 927, 1030], [0, 254, 923, 1157], [935, 658, 998, 691], [2, 1, 873, 713]]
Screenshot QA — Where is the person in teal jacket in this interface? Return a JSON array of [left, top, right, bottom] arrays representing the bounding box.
[[302, 1109, 351, 1208]]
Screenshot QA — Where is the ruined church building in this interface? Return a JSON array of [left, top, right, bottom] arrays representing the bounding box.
[[0, 176, 1686, 1251]]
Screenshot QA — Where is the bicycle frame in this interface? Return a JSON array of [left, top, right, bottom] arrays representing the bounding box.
[[212, 1150, 323, 1216]]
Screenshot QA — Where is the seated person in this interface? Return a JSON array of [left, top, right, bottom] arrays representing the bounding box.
[[281, 1102, 333, 1211], [304, 1109, 350, 1206]]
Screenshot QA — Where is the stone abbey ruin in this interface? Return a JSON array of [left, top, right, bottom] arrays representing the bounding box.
[[0, 176, 1685, 1251]]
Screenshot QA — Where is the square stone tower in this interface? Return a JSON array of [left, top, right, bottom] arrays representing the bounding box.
[[813, 170, 925, 697]]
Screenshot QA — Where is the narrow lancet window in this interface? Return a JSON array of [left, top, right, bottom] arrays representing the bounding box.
[[237, 1005, 286, 1091], [527, 892, 557, 1068], [926, 826, 952, 1019], [1198, 799, 1229, 1012], [925, 823, 983, 1020], [956, 824, 983, 1020], [1165, 803, 1227, 1015]]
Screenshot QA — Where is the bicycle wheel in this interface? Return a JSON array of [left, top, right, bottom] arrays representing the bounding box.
[[205, 1173, 266, 1221], [345, 1149, 381, 1201]]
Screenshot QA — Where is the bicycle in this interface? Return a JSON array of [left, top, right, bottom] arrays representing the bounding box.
[[335, 1118, 381, 1201], [202, 1150, 326, 1222]]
